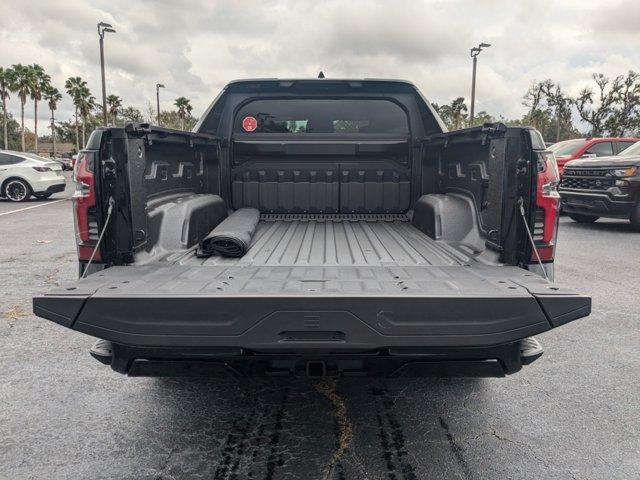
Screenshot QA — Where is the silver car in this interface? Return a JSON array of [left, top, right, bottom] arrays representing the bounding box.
[[0, 150, 67, 202]]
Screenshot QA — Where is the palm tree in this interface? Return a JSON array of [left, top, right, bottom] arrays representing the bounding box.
[[106, 94, 122, 126], [44, 86, 63, 156], [7, 64, 35, 152], [77, 87, 96, 147], [174, 97, 193, 130], [65, 76, 87, 152], [29, 64, 51, 153], [0, 67, 11, 150], [449, 97, 468, 130]]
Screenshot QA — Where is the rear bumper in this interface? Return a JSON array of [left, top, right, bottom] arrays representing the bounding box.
[[106, 342, 526, 377], [32, 178, 66, 195], [560, 190, 634, 218]]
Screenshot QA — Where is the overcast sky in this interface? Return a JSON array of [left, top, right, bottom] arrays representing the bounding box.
[[1, 0, 638, 132]]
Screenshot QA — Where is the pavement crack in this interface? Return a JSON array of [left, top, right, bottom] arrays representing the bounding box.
[[315, 378, 353, 480]]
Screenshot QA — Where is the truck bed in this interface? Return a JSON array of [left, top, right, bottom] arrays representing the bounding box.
[[186, 214, 469, 267], [34, 215, 590, 358]]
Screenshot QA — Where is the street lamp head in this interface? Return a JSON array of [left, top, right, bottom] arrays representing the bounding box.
[[98, 22, 115, 38], [471, 42, 491, 57], [157, 83, 165, 89]]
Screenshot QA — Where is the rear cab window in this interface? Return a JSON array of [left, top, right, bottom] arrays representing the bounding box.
[[615, 140, 637, 154], [234, 99, 409, 135], [585, 141, 614, 157]]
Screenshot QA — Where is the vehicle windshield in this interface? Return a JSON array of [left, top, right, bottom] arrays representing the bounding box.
[[549, 139, 586, 156], [618, 141, 640, 156]]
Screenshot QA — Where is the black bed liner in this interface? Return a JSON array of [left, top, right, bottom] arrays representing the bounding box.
[[185, 215, 469, 267], [34, 217, 590, 352]]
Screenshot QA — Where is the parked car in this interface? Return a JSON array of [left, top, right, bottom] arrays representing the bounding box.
[[549, 137, 639, 175], [52, 157, 73, 171], [559, 140, 640, 230], [0, 150, 66, 202], [34, 79, 590, 378]]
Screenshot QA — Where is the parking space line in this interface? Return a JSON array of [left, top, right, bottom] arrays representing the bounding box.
[[0, 198, 70, 217]]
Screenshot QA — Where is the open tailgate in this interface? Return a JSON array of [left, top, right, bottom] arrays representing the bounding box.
[[34, 264, 590, 350]]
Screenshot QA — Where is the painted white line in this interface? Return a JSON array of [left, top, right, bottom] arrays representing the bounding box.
[[0, 198, 70, 217]]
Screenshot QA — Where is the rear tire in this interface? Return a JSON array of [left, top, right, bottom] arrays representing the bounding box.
[[3, 178, 32, 202], [630, 202, 640, 232], [569, 213, 599, 224]]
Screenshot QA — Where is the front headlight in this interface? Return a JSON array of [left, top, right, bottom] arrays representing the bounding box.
[[610, 166, 638, 177]]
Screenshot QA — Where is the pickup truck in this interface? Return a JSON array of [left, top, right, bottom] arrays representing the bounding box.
[[33, 79, 591, 378], [559, 140, 640, 230], [549, 137, 638, 175]]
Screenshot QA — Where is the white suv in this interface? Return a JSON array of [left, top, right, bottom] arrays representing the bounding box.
[[0, 150, 67, 202]]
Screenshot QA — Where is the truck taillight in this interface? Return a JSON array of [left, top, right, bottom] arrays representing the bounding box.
[[73, 152, 101, 262], [533, 152, 560, 262]]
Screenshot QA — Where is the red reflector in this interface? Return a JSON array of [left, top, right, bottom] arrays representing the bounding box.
[[532, 245, 555, 262], [78, 245, 101, 262]]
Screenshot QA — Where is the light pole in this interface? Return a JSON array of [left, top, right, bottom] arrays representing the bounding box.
[[156, 83, 165, 126], [98, 22, 116, 125], [469, 42, 491, 124]]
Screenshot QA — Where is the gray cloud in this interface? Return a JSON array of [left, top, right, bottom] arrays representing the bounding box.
[[1, 0, 638, 134]]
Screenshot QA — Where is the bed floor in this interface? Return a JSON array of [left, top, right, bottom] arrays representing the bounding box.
[[181, 215, 472, 268]]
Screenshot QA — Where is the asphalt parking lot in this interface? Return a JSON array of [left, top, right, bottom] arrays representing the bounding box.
[[1, 177, 638, 480]]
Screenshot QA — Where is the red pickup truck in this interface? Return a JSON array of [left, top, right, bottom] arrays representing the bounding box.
[[550, 137, 639, 175]]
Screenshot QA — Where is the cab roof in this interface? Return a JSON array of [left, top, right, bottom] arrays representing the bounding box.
[[223, 78, 419, 94]]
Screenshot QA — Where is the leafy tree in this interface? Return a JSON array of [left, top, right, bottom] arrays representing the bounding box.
[[106, 94, 122, 126], [29, 64, 50, 152], [604, 71, 640, 136], [542, 82, 573, 142], [519, 80, 580, 142], [574, 73, 623, 136], [119, 106, 144, 125], [0, 67, 10, 150], [43, 86, 63, 156], [65, 76, 88, 152], [0, 111, 21, 150], [522, 80, 550, 129], [53, 120, 78, 145], [7, 63, 35, 151], [174, 97, 193, 130], [159, 110, 197, 130], [77, 87, 96, 147], [433, 97, 468, 130], [469, 110, 494, 126], [522, 80, 552, 131]]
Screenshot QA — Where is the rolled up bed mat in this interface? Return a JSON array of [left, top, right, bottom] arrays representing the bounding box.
[[200, 208, 260, 257]]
